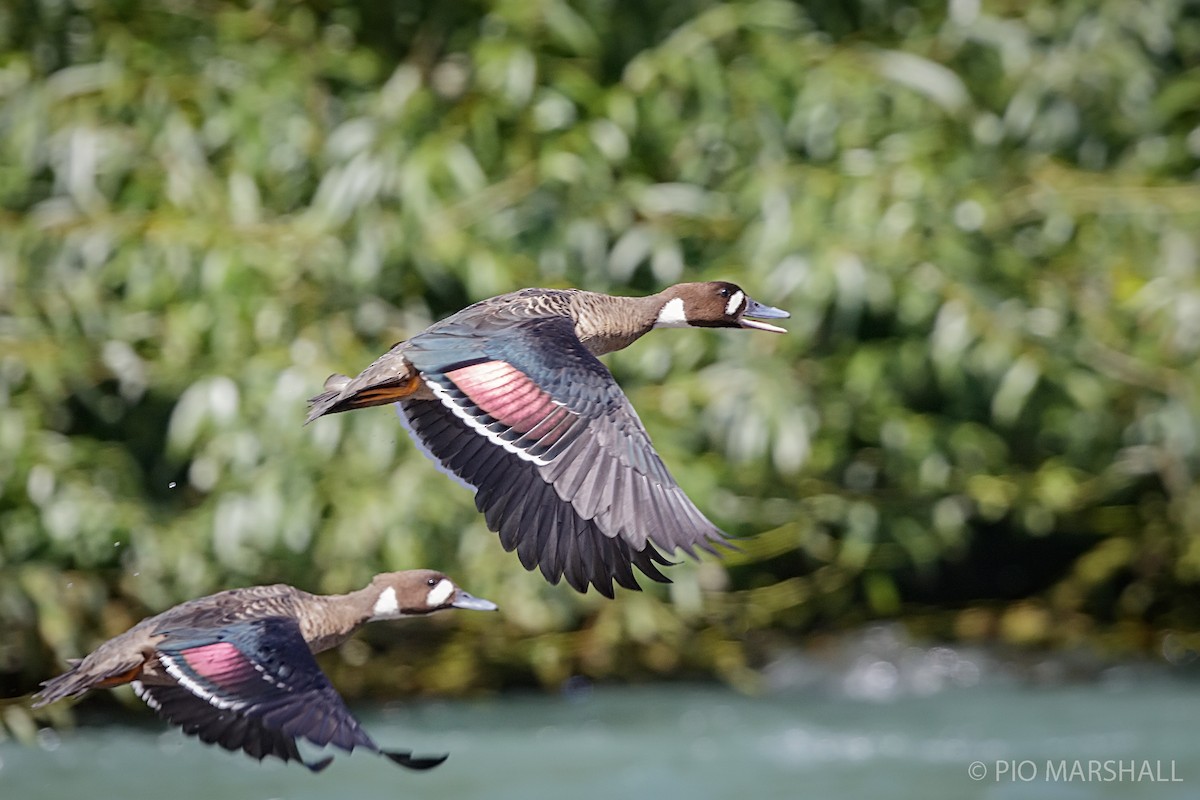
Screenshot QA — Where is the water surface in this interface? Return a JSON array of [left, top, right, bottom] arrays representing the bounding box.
[[4, 676, 1198, 800]]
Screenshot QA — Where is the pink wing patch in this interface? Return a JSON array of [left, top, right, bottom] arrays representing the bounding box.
[[179, 642, 251, 685], [446, 361, 573, 442]]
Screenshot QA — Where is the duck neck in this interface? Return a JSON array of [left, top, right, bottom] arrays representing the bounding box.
[[571, 291, 671, 356], [295, 586, 377, 654]]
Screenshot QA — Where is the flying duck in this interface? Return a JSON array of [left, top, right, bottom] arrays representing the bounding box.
[[307, 282, 789, 597], [33, 570, 497, 772]]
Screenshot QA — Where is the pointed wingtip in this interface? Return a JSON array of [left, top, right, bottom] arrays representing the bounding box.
[[714, 535, 742, 555], [591, 578, 616, 599], [384, 750, 449, 770], [303, 755, 335, 773]]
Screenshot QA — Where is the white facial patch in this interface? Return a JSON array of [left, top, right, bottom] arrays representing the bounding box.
[[426, 578, 455, 607], [653, 297, 689, 328], [372, 586, 400, 618], [725, 290, 744, 316]]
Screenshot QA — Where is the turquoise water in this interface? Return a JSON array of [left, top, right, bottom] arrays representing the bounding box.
[[3, 676, 1198, 800]]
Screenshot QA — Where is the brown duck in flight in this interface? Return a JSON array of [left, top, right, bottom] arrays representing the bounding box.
[[34, 570, 497, 772], [307, 282, 789, 597]]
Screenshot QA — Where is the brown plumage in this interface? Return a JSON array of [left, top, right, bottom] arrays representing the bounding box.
[[34, 570, 497, 772], [307, 282, 789, 597]]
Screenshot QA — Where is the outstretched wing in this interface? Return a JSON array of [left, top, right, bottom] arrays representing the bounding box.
[[400, 397, 672, 596], [400, 315, 728, 595], [134, 680, 316, 767], [139, 617, 443, 771]]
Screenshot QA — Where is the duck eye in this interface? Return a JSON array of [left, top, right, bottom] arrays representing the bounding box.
[[718, 287, 731, 297], [427, 578, 437, 587]]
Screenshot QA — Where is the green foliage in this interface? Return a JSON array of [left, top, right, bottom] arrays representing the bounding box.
[[2, 0, 1200, 715]]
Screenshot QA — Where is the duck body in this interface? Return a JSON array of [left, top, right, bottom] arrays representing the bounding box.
[[308, 282, 789, 597], [34, 570, 497, 772]]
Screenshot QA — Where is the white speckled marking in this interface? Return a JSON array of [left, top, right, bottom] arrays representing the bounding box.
[[725, 290, 744, 316], [161, 654, 247, 711], [132, 680, 158, 709], [427, 578, 455, 607], [425, 379, 556, 466], [653, 297, 689, 328], [372, 586, 400, 618]]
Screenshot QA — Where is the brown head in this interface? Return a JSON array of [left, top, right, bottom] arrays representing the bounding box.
[[367, 570, 498, 621], [652, 281, 789, 333]]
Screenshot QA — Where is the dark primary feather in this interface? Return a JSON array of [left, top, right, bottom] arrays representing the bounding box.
[[386, 752, 449, 770], [156, 619, 374, 748], [135, 681, 315, 768], [142, 618, 441, 771], [401, 396, 672, 597]]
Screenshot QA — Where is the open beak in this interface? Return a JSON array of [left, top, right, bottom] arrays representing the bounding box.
[[451, 589, 498, 612], [738, 297, 790, 333]]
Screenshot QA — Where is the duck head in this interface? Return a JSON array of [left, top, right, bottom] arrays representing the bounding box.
[[653, 281, 789, 333], [369, 570, 499, 620]]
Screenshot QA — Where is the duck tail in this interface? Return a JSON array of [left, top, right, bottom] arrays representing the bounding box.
[[304, 373, 352, 423], [33, 658, 142, 708], [32, 661, 88, 708], [305, 374, 422, 424]]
